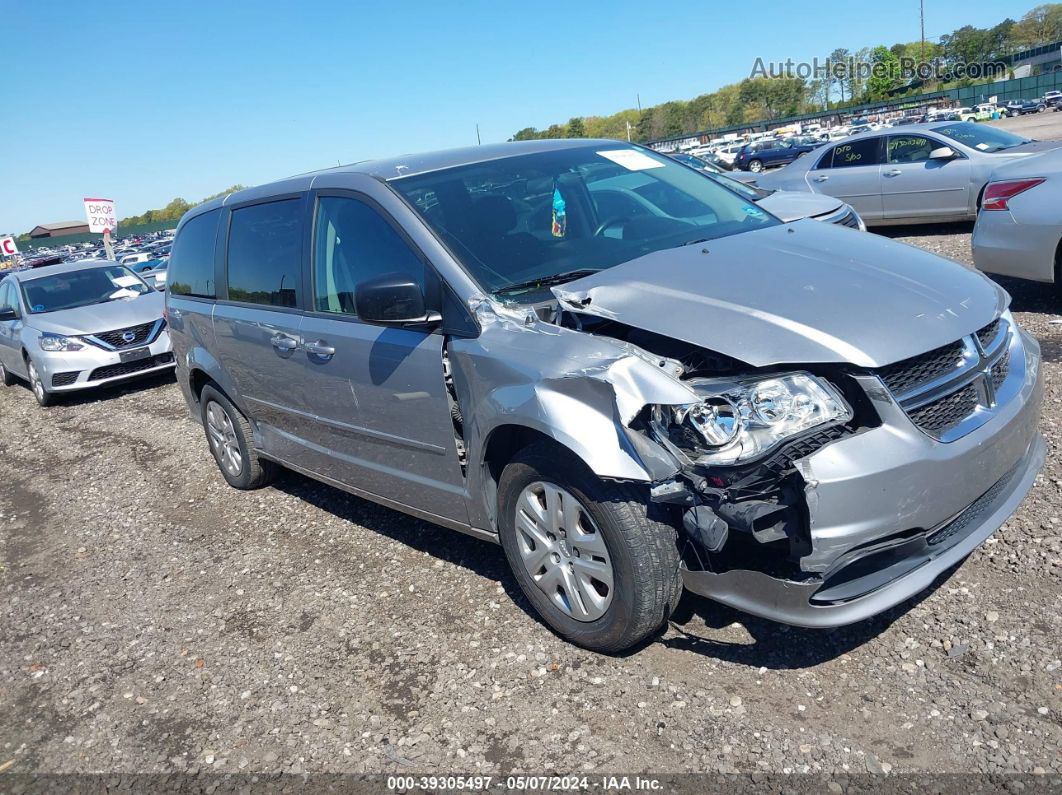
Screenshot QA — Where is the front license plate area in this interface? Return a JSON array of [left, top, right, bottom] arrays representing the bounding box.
[[119, 347, 150, 363]]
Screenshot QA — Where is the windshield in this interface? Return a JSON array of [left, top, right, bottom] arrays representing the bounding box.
[[392, 145, 779, 298], [934, 122, 1029, 152], [21, 265, 150, 313]]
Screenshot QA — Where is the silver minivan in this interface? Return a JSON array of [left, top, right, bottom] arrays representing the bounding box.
[[166, 140, 1043, 653]]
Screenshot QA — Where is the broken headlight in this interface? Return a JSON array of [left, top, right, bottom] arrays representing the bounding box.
[[656, 373, 851, 466]]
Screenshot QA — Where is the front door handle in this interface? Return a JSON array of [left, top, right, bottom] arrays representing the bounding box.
[[270, 334, 297, 351], [812, 175, 829, 183], [305, 340, 335, 357], [883, 169, 902, 177]]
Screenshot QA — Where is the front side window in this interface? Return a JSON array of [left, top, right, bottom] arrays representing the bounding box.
[[20, 266, 150, 314], [887, 135, 939, 163], [312, 196, 425, 315], [226, 199, 301, 308], [823, 138, 881, 169], [169, 209, 219, 298], [0, 282, 14, 312], [391, 146, 779, 299]]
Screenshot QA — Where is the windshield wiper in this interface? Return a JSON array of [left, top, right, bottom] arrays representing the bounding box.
[[494, 269, 601, 296]]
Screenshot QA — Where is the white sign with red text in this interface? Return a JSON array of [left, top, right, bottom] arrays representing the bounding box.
[[84, 197, 117, 234], [0, 236, 17, 257]]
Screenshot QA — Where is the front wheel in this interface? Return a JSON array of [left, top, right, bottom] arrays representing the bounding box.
[[498, 443, 682, 653], [747, 159, 764, 173], [26, 358, 54, 407]]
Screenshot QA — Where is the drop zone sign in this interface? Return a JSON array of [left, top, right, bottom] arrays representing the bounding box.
[[84, 198, 117, 234]]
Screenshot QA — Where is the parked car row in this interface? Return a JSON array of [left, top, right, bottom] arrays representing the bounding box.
[[756, 121, 1059, 225]]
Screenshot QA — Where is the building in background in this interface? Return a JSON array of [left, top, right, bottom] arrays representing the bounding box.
[[28, 221, 90, 239]]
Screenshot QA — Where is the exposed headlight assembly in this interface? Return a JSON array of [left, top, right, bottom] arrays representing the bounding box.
[[38, 333, 84, 352], [654, 372, 851, 466]]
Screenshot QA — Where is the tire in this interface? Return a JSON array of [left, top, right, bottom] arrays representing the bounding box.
[[0, 358, 15, 387], [497, 442, 681, 653], [748, 159, 764, 173], [26, 358, 54, 407], [200, 384, 276, 489]]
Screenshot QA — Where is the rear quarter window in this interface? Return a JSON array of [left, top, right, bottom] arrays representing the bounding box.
[[169, 209, 220, 298]]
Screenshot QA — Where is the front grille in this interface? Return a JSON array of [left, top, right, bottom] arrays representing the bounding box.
[[51, 371, 79, 387], [90, 320, 161, 349], [991, 350, 1010, 392], [88, 352, 174, 382], [977, 318, 1001, 350], [872, 316, 1016, 442], [837, 209, 861, 229], [876, 340, 965, 395], [907, 383, 979, 438]]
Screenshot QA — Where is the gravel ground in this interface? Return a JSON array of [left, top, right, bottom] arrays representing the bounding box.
[[2, 230, 1061, 781]]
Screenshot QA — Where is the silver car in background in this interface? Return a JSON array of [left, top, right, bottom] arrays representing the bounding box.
[[756, 122, 1062, 226], [669, 152, 866, 229], [0, 261, 174, 406], [973, 148, 1061, 284]]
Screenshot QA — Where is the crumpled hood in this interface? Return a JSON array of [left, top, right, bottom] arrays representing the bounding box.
[[552, 221, 1006, 368], [757, 190, 843, 222], [26, 290, 164, 337]]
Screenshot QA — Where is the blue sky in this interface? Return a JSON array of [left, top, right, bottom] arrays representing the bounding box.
[[0, 0, 1014, 235]]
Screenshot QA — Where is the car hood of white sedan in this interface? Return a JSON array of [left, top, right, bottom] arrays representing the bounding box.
[[26, 290, 164, 337]]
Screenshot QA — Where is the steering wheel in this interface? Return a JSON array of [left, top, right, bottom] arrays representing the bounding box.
[[593, 216, 627, 237]]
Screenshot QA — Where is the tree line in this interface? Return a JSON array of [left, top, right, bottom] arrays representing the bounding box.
[[116, 185, 247, 228], [511, 3, 1062, 143]]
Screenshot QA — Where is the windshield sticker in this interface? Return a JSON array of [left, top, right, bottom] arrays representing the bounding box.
[[597, 149, 664, 171], [975, 142, 990, 150], [743, 205, 766, 218], [33, 304, 44, 312], [113, 275, 141, 288], [551, 186, 567, 238]]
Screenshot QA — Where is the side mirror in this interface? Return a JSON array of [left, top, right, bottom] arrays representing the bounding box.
[[929, 146, 957, 160], [0, 307, 18, 321], [354, 272, 440, 326]]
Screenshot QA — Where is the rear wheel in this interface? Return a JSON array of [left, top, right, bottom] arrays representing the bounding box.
[[748, 159, 764, 173], [26, 358, 54, 407], [498, 442, 682, 653], [0, 359, 15, 387], [200, 384, 276, 489]]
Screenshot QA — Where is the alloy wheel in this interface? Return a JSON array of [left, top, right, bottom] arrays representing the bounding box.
[[28, 362, 45, 402], [205, 400, 243, 476], [514, 481, 614, 622]]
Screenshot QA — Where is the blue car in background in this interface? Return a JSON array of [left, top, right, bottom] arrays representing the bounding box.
[[735, 137, 820, 172]]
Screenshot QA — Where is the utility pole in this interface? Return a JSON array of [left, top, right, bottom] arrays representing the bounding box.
[[920, 0, 926, 63], [102, 229, 115, 261], [637, 93, 642, 113], [476, 124, 481, 145], [626, 120, 633, 142]]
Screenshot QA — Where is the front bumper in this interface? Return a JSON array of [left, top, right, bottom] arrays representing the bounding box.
[[31, 330, 175, 392], [682, 329, 1044, 627]]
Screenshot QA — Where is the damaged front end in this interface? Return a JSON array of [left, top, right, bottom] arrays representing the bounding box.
[[543, 304, 1045, 629]]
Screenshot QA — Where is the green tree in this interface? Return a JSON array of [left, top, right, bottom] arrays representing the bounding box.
[[866, 45, 901, 99], [566, 117, 586, 137], [511, 127, 540, 141], [1010, 4, 1062, 48]]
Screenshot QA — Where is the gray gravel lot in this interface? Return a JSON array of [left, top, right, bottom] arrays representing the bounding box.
[[2, 227, 1061, 778]]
